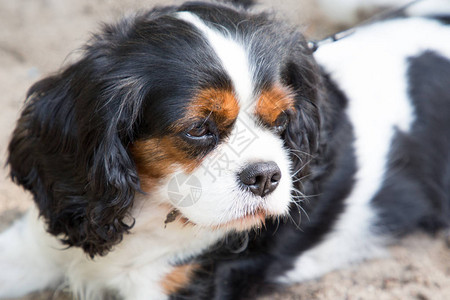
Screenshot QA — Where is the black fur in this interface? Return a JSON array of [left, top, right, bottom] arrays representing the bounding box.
[[171, 74, 357, 300], [7, 1, 320, 258], [172, 49, 450, 297], [8, 5, 234, 257], [6, 1, 450, 299], [372, 51, 450, 235]]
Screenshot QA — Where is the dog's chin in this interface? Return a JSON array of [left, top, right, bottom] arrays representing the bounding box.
[[213, 209, 269, 231], [170, 206, 279, 232]]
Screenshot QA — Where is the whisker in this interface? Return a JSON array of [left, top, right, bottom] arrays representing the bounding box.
[[201, 110, 213, 126], [290, 157, 314, 178], [291, 200, 311, 222], [289, 148, 316, 159], [288, 150, 303, 162], [272, 216, 281, 236], [292, 172, 312, 183], [286, 211, 302, 230]]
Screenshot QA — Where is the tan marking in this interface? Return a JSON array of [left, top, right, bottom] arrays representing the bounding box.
[[177, 88, 240, 133], [131, 88, 240, 192], [130, 137, 201, 192], [255, 85, 295, 125], [161, 263, 199, 295]]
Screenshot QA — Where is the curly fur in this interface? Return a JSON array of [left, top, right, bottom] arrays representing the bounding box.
[[7, 2, 321, 258], [2, 1, 449, 300]]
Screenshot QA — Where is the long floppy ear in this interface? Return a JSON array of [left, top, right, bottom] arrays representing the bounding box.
[[281, 44, 322, 184], [8, 42, 142, 257]]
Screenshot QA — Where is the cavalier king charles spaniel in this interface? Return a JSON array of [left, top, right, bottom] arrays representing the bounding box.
[[1, 1, 449, 299]]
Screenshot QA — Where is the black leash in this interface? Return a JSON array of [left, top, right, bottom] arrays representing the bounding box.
[[308, 0, 424, 52]]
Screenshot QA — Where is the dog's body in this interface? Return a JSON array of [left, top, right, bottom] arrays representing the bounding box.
[[1, 1, 449, 299]]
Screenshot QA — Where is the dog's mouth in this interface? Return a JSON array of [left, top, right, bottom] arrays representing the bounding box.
[[164, 206, 269, 231], [212, 208, 268, 231]]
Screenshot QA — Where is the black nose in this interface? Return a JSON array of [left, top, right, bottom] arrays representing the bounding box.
[[239, 161, 281, 197]]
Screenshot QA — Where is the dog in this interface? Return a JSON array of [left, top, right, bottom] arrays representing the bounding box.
[[1, 1, 449, 299]]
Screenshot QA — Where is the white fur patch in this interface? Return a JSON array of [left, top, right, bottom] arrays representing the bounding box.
[[0, 210, 63, 298], [279, 18, 450, 283], [0, 205, 224, 300], [176, 11, 254, 107], [172, 114, 293, 227], [0, 11, 295, 300], [406, 0, 450, 17], [173, 11, 293, 228]]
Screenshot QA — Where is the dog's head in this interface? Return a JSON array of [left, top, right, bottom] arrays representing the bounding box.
[[8, 2, 321, 256]]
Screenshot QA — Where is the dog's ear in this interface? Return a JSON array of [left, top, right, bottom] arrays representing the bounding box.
[[8, 43, 142, 257], [281, 45, 322, 182]]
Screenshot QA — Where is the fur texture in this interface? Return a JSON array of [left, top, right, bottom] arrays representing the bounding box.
[[1, 1, 449, 300]]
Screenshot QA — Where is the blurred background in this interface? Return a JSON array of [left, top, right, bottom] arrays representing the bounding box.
[[0, 0, 449, 299]]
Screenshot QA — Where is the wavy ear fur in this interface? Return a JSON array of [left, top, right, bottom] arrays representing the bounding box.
[[281, 44, 322, 186], [7, 21, 144, 257]]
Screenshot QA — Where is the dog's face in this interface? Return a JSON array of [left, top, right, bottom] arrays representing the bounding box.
[[130, 11, 299, 230], [133, 84, 295, 230], [8, 2, 321, 256]]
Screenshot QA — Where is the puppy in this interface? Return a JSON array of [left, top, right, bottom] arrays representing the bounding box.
[[1, 1, 449, 299]]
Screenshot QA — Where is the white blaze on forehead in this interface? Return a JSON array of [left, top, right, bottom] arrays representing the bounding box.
[[172, 12, 293, 229], [176, 11, 254, 106]]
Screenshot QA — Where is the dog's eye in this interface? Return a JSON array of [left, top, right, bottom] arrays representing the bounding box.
[[272, 112, 289, 134], [187, 123, 210, 138], [184, 120, 217, 141], [180, 120, 219, 154]]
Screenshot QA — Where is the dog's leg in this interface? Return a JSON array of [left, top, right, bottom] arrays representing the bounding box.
[[0, 208, 64, 298]]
